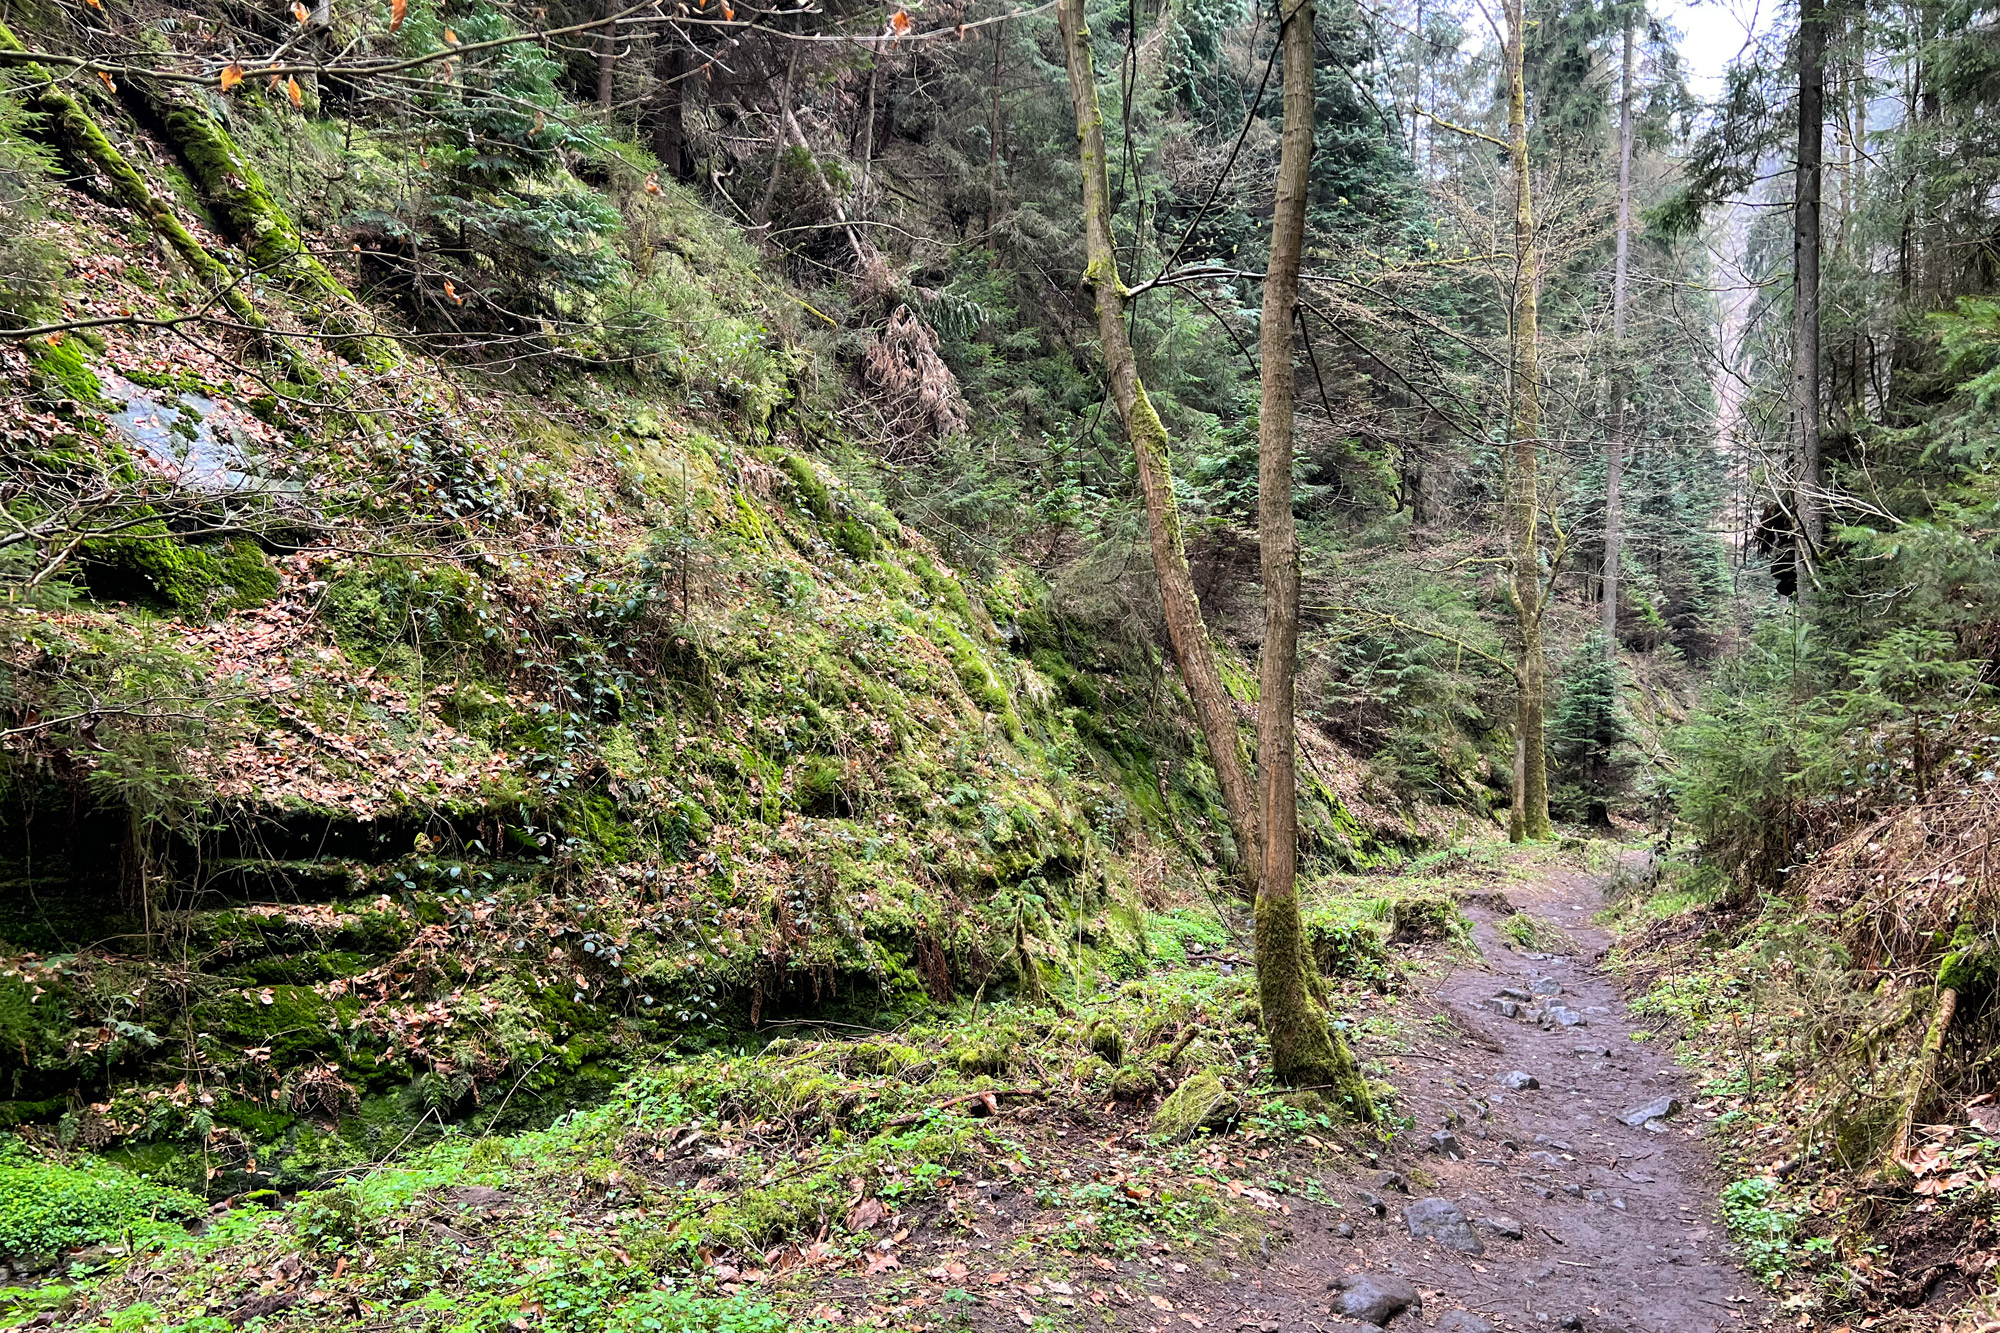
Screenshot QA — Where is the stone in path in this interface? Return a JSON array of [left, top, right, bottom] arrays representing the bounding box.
[[1327, 1272, 1419, 1326], [1620, 1094, 1682, 1127], [1402, 1197, 1484, 1255]]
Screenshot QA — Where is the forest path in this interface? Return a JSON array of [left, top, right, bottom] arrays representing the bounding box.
[[795, 853, 1772, 1333], [1280, 855, 1776, 1332]]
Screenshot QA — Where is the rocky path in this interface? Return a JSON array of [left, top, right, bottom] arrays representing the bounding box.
[[1235, 858, 1771, 1332]]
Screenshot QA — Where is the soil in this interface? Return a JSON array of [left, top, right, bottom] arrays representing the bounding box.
[[795, 858, 1772, 1333]]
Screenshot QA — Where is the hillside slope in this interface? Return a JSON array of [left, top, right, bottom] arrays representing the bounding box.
[[0, 54, 1440, 1199]]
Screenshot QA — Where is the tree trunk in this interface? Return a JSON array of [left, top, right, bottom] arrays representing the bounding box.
[[1603, 19, 1633, 655], [1056, 0, 1262, 894], [1794, 0, 1825, 600], [1504, 0, 1551, 842], [754, 46, 802, 230], [986, 21, 1005, 239], [646, 43, 693, 178], [597, 0, 618, 108], [1252, 0, 1374, 1114]]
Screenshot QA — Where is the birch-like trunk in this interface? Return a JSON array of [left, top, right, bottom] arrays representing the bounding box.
[[1794, 0, 1825, 601], [1603, 20, 1634, 654], [1252, 0, 1375, 1112], [1504, 0, 1551, 843], [1056, 0, 1262, 893]]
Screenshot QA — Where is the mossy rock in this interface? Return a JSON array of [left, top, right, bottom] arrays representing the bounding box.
[[1083, 1018, 1123, 1065], [1275, 1089, 1330, 1116], [1389, 895, 1468, 944], [953, 1042, 1012, 1077], [1150, 1070, 1238, 1142], [1938, 924, 1997, 1003], [1110, 1066, 1159, 1102], [848, 1041, 923, 1076], [1069, 1055, 1113, 1087]]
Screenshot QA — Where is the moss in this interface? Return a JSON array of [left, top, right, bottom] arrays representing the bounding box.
[[145, 89, 396, 370], [1150, 1070, 1237, 1141], [216, 540, 280, 608], [1109, 1066, 1159, 1101], [26, 334, 104, 404], [1388, 895, 1468, 944], [778, 453, 833, 521], [934, 622, 1009, 712], [911, 555, 978, 628], [1083, 1018, 1123, 1064], [952, 1041, 1012, 1076], [832, 517, 878, 559], [79, 530, 226, 612], [198, 985, 338, 1066], [1938, 923, 1996, 1002]]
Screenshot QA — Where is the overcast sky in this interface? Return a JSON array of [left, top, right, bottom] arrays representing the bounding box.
[[1669, 0, 1776, 98]]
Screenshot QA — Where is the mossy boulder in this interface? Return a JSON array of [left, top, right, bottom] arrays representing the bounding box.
[[1938, 924, 1997, 1003], [1083, 1018, 1123, 1065], [1150, 1070, 1238, 1142], [953, 1042, 1012, 1077], [1110, 1066, 1159, 1102]]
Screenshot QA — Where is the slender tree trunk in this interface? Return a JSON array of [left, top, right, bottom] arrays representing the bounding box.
[[1504, 0, 1551, 842], [857, 58, 878, 222], [1056, 0, 1262, 894], [647, 43, 693, 179], [754, 46, 802, 230], [1603, 18, 1634, 655], [1794, 0, 1825, 603], [597, 0, 618, 108], [1252, 0, 1374, 1113], [986, 22, 1005, 239]]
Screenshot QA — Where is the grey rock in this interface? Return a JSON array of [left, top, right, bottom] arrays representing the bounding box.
[[1372, 1170, 1408, 1194], [1527, 1151, 1560, 1166], [1485, 999, 1522, 1019], [1620, 1095, 1683, 1127], [1475, 1157, 1504, 1167], [1557, 1317, 1583, 1330], [1531, 977, 1563, 996], [1551, 1009, 1587, 1028], [1642, 1117, 1670, 1134], [1586, 1189, 1608, 1203], [1478, 1214, 1524, 1239], [1336, 1222, 1355, 1238], [1436, 1314, 1495, 1333], [1429, 1129, 1463, 1157], [1611, 1197, 1626, 1210], [1531, 1186, 1553, 1199], [1328, 1272, 1419, 1326], [1562, 1182, 1584, 1197], [1496, 987, 1532, 1001], [1498, 1070, 1540, 1090], [1584, 1005, 1611, 1015], [1358, 1190, 1388, 1216], [1573, 1045, 1611, 1057], [1402, 1197, 1485, 1255]]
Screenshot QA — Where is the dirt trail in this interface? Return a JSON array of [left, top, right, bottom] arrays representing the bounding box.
[[801, 858, 1770, 1333], [1221, 859, 1771, 1332]]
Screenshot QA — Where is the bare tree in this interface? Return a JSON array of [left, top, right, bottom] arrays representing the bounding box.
[[1603, 16, 1635, 653], [1253, 0, 1375, 1110], [1056, 0, 1262, 892]]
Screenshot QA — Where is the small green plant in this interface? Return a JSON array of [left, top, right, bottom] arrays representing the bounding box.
[[1500, 912, 1577, 954], [1720, 1176, 1805, 1282], [0, 1151, 204, 1265]]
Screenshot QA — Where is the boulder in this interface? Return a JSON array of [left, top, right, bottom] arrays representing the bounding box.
[[1620, 1095, 1682, 1127], [1402, 1197, 1484, 1254], [1151, 1070, 1239, 1141], [1328, 1272, 1419, 1326]]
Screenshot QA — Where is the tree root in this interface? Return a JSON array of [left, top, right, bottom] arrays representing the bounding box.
[[1882, 984, 1957, 1173]]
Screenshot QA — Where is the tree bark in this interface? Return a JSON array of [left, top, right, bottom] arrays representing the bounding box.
[[1056, 0, 1262, 894], [754, 46, 802, 231], [1252, 0, 1374, 1114], [986, 21, 1005, 239], [1603, 19, 1634, 655], [1793, 0, 1825, 601], [597, 0, 618, 108], [646, 43, 694, 179], [1504, 0, 1551, 842]]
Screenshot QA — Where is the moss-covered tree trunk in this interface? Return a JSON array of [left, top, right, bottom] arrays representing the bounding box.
[[0, 28, 248, 328], [134, 79, 399, 371], [1056, 0, 1262, 894], [1250, 0, 1372, 1114], [1503, 0, 1552, 844]]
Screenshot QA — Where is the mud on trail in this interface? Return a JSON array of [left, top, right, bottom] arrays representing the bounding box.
[[796, 857, 1770, 1333]]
